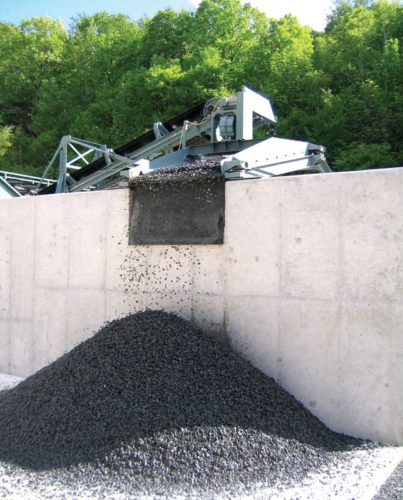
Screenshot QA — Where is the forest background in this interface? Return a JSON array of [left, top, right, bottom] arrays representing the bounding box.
[[0, 0, 401, 176]]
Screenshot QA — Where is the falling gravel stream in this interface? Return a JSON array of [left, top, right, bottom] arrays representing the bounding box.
[[0, 310, 389, 498]]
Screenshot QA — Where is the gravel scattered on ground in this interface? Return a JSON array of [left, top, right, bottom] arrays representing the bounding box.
[[0, 310, 399, 498], [374, 460, 403, 499]]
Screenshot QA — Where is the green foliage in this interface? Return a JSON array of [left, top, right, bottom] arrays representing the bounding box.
[[0, 0, 401, 175], [0, 125, 13, 157], [141, 9, 192, 64], [333, 142, 397, 170]]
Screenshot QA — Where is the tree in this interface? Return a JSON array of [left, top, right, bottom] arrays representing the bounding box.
[[30, 13, 142, 163], [0, 17, 67, 128], [0, 17, 68, 171], [333, 142, 396, 170], [140, 9, 192, 65], [0, 1, 401, 174], [313, 0, 402, 167], [0, 125, 13, 158]]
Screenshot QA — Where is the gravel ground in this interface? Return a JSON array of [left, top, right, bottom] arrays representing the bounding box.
[[0, 446, 401, 499], [0, 310, 401, 499], [374, 460, 403, 499]]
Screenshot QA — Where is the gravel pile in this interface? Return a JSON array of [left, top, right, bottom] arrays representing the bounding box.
[[0, 310, 375, 497]]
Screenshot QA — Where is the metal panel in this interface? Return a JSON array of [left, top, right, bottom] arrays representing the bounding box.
[[221, 137, 331, 179]]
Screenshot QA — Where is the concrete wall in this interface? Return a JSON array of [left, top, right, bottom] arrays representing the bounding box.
[[0, 167, 402, 445]]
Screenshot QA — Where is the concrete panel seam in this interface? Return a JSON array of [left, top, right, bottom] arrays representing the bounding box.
[[278, 201, 284, 297]]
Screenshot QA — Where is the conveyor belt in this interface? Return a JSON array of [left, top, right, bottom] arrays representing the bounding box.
[[39, 102, 205, 194]]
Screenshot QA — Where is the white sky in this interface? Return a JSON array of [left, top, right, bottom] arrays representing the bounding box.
[[189, 0, 335, 31]]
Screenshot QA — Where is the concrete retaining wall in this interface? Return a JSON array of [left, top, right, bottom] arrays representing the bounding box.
[[0, 167, 402, 445]]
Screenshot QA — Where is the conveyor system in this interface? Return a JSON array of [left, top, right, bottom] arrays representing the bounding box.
[[35, 87, 332, 244], [38, 86, 330, 195]]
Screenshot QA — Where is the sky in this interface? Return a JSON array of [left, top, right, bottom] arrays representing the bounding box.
[[190, 0, 334, 31], [0, 0, 335, 31]]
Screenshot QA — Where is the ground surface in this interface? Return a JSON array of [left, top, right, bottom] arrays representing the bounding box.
[[374, 460, 403, 499], [0, 310, 401, 499]]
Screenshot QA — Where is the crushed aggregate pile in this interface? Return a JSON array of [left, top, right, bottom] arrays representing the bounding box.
[[0, 310, 374, 497]]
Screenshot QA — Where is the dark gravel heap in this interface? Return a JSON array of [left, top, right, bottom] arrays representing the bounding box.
[[0, 310, 370, 497]]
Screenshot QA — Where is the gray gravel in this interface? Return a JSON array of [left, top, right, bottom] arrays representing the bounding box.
[[129, 158, 223, 187], [0, 310, 396, 498], [374, 460, 403, 499]]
